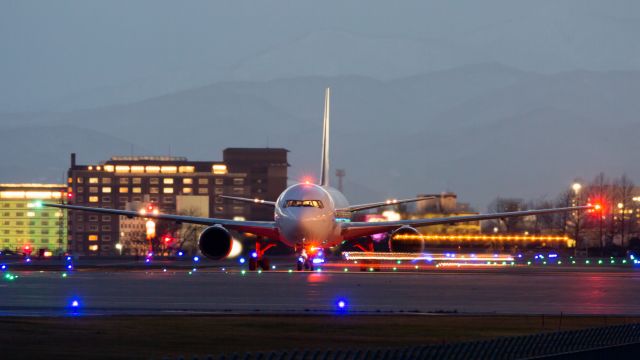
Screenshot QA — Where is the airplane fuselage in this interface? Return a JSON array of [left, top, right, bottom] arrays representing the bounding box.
[[274, 183, 349, 249]]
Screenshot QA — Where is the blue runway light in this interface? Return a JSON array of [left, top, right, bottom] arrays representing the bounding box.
[[251, 252, 258, 258], [336, 298, 348, 312], [71, 300, 79, 308], [239, 257, 246, 264], [25, 258, 31, 263], [193, 256, 200, 262], [145, 258, 150, 263], [67, 264, 73, 270], [1, 264, 6, 271], [177, 251, 184, 257], [66, 256, 72, 261]]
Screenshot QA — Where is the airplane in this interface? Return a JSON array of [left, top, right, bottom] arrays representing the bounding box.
[[46, 88, 592, 271]]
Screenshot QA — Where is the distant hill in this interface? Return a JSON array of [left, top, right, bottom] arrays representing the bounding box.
[[1, 63, 638, 208]]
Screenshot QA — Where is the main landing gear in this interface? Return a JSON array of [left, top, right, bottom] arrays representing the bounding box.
[[354, 237, 381, 272], [249, 238, 275, 271]]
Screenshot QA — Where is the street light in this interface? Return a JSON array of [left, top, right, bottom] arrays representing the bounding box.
[[572, 182, 582, 194], [115, 243, 123, 256]]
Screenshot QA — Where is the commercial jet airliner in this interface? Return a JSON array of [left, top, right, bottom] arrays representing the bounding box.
[[46, 88, 591, 271]]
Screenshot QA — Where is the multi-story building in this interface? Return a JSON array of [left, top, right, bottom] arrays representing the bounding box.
[[0, 184, 68, 255], [67, 149, 288, 256]]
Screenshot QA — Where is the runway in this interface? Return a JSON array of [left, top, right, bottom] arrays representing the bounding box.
[[3, 265, 640, 316]]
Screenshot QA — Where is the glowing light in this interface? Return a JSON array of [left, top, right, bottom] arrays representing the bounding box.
[[227, 239, 243, 258], [177, 251, 184, 257], [0, 264, 6, 271], [71, 300, 79, 308], [241, 270, 246, 275], [337, 300, 346, 309], [193, 256, 200, 262], [67, 264, 73, 270], [62, 273, 67, 278], [239, 257, 246, 264], [288, 269, 293, 273], [251, 252, 258, 259], [312, 258, 325, 264]]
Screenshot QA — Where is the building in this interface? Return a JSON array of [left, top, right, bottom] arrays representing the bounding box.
[[223, 148, 289, 220], [0, 184, 68, 255], [66, 149, 288, 256]]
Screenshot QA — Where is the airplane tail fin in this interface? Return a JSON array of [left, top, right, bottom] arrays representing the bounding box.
[[320, 87, 331, 187]]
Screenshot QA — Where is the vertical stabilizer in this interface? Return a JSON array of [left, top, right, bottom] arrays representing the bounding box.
[[320, 87, 331, 187]]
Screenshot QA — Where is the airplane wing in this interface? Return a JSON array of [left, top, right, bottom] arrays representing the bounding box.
[[218, 195, 276, 206], [340, 196, 435, 212], [44, 203, 279, 239], [341, 205, 592, 240]]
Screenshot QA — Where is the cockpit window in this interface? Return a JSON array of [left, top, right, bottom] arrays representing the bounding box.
[[285, 200, 324, 208]]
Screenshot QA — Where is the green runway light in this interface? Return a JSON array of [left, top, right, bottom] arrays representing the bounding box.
[[288, 269, 293, 273], [527, 261, 532, 265], [611, 260, 615, 264], [369, 268, 374, 272], [572, 260, 576, 264], [62, 273, 67, 278], [241, 270, 246, 275], [543, 261, 547, 265], [558, 261, 562, 265], [393, 267, 397, 271], [188, 271, 192, 275], [623, 260, 628, 264], [258, 269, 262, 274], [598, 260, 603, 265], [396, 260, 401, 264], [344, 268, 348, 272], [585, 260, 590, 264]]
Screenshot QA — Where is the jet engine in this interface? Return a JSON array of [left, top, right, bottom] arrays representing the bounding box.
[[198, 225, 233, 260], [388, 226, 425, 253]]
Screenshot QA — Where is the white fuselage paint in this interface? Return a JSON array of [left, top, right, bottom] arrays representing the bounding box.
[[274, 183, 349, 249]]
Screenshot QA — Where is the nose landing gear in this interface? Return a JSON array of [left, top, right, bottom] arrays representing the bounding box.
[[295, 246, 323, 271]]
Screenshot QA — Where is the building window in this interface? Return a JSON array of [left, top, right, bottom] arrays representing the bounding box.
[[198, 178, 209, 185], [88, 245, 99, 251], [233, 206, 244, 213], [132, 187, 142, 193], [41, 221, 49, 226], [77, 177, 84, 184], [150, 187, 159, 194], [150, 178, 159, 185], [179, 166, 195, 173], [215, 197, 223, 204], [215, 178, 224, 185], [101, 215, 111, 221], [131, 166, 145, 173], [119, 187, 129, 193], [27, 211, 35, 217], [101, 225, 111, 231], [89, 196, 99, 203], [183, 178, 193, 184], [41, 230, 49, 235], [163, 178, 174, 185], [88, 235, 99, 241], [16, 212, 25, 216], [233, 178, 244, 185], [102, 187, 112, 193], [119, 178, 130, 184], [161, 166, 177, 174], [90, 187, 98, 193], [232, 187, 245, 195], [132, 196, 141, 202], [118, 197, 128, 203], [89, 177, 99, 184], [149, 196, 158, 202], [214, 188, 224, 194], [89, 215, 98, 221], [163, 197, 174, 204], [215, 206, 224, 213], [88, 225, 99, 231], [183, 188, 193, 194], [102, 177, 112, 184], [77, 187, 84, 193], [198, 188, 209, 194], [163, 188, 174, 194], [102, 196, 111, 202], [115, 165, 130, 173], [212, 164, 228, 175], [132, 178, 142, 185], [76, 225, 84, 231]]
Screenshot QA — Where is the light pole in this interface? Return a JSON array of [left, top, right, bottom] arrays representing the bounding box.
[[572, 182, 582, 257]]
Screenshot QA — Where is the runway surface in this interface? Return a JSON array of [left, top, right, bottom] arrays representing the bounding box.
[[3, 265, 640, 316]]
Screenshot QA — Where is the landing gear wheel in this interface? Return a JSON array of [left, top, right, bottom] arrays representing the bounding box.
[[249, 258, 258, 271], [304, 259, 315, 271], [260, 257, 271, 271]]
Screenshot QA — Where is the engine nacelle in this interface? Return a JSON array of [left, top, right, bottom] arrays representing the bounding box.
[[388, 226, 425, 253], [198, 226, 233, 260]]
